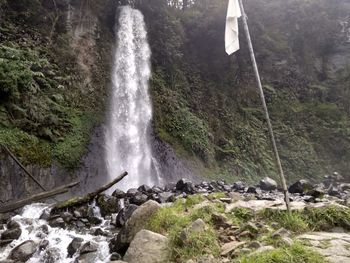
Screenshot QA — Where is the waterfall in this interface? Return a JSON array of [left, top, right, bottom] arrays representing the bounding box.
[[105, 6, 161, 191]]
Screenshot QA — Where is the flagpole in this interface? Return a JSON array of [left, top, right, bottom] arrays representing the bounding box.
[[237, 0, 291, 213]]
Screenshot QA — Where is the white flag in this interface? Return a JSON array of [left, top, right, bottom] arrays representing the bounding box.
[[225, 0, 242, 55]]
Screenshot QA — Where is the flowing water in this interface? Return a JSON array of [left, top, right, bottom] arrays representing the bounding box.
[[0, 203, 110, 262], [105, 6, 161, 191]]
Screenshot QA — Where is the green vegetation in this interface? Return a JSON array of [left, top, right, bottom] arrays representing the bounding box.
[[236, 243, 326, 263], [262, 205, 350, 232], [146, 196, 222, 261], [145, 194, 345, 262]]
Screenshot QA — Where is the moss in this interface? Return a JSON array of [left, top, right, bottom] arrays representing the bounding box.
[[235, 243, 326, 263], [53, 112, 99, 170]]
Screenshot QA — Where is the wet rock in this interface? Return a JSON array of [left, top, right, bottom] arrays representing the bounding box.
[[246, 186, 261, 194], [72, 211, 81, 219], [115, 204, 139, 227], [176, 178, 196, 194], [97, 195, 121, 216], [0, 213, 12, 224], [79, 241, 98, 254], [39, 239, 49, 250], [288, 180, 312, 194], [7, 220, 20, 230], [138, 185, 152, 193], [88, 216, 102, 225], [158, 192, 175, 203], [67, 237, 84, 257], [127, 188, 139, 197], [130, 194, 148, 206], [112, 189, 126, 198], [61, 212, 74, 223], [0, 239, 13, 247], [259, 177, 277, 191], [123, 230, 169, 263], [153, 186, 165, 193], [9, 240, 37, 262], [110, 252, 122, 260], [1, 228, 21, 240], [90, 227, 108, 236], [38, 224, 49, 235], [41, 247, 61, 263], [110, 200, 161, 253], [49, 217, 65, 228]]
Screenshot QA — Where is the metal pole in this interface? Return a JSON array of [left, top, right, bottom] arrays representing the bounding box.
[[238, 0, 291, 212]]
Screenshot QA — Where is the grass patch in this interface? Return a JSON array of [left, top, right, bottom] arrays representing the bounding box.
[[207, 192, 227, 200], [146, 197, 221, 262], [261, 206, 350, 233], [236, 243, 327, 263], [304, 206, 350, 231], [261, 209, 309, 233], [227, 208, 255, 225]]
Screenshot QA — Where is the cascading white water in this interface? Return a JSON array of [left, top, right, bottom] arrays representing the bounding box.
[[0, 204, 110, 263], [105, 6, 161, 190]]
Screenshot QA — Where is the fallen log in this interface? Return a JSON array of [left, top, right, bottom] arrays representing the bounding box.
[[53, 171, 128, 211], [0, 182, 79, 213]]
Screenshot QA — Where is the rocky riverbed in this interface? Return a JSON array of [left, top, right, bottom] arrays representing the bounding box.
[[1, 174, 350, 263]]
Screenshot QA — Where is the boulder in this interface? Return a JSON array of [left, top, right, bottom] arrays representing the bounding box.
[[110, 200, 161, 253], [259, 177, 277, 191], [127, 188, 139, 197], [49, 217, 65, 228], [1, 228, 21, 240], [232, 181, 246, 191], [112, 189, 126, 198], [67, 237, 84, 257], [176, 178, 196, 194], [130, 194, 148, 206], [307, 184, 326, 198], [123, 230, 169, 263], [288, 180, 312, 194], [79, 241, 98, 254], [138, 185, 152, 193], [115, 204, 139, 227], [158, 192, 175, 203], [9, 240, 37, 262], [180, 219, 206, 243], [96, 195, 122, 216]]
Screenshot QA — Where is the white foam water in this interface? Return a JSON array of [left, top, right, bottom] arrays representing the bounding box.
[[0, 203, 110, 263], [105, 6, 161, 191]]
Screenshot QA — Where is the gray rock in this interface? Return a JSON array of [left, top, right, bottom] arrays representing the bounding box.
[[176, 178, 196, 194], [158, 192, 175, 203], [180, 219, 206, 243], [115, 204, 139, 227], [110, 200, 161, 253], [79, 241, 98, 254], [232, 181, 246, 191], [61, 212, 74, 223], [9, 240, 37, 262], [259, 177, 277, 191], [1, 228, 21, 240], [130, 194, 148, 206], [123, 230, 169, 263], [49, 217, 65, 228], [288, 180, 312, 194], [138, 185, 152, 193], [39, 239, 49, 250], [112, 189, 126, 198], [67, 237, 84, 257], [7, 220, 20, 230], [127, 188, 139, 197], [96, 195, 122, 216]]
